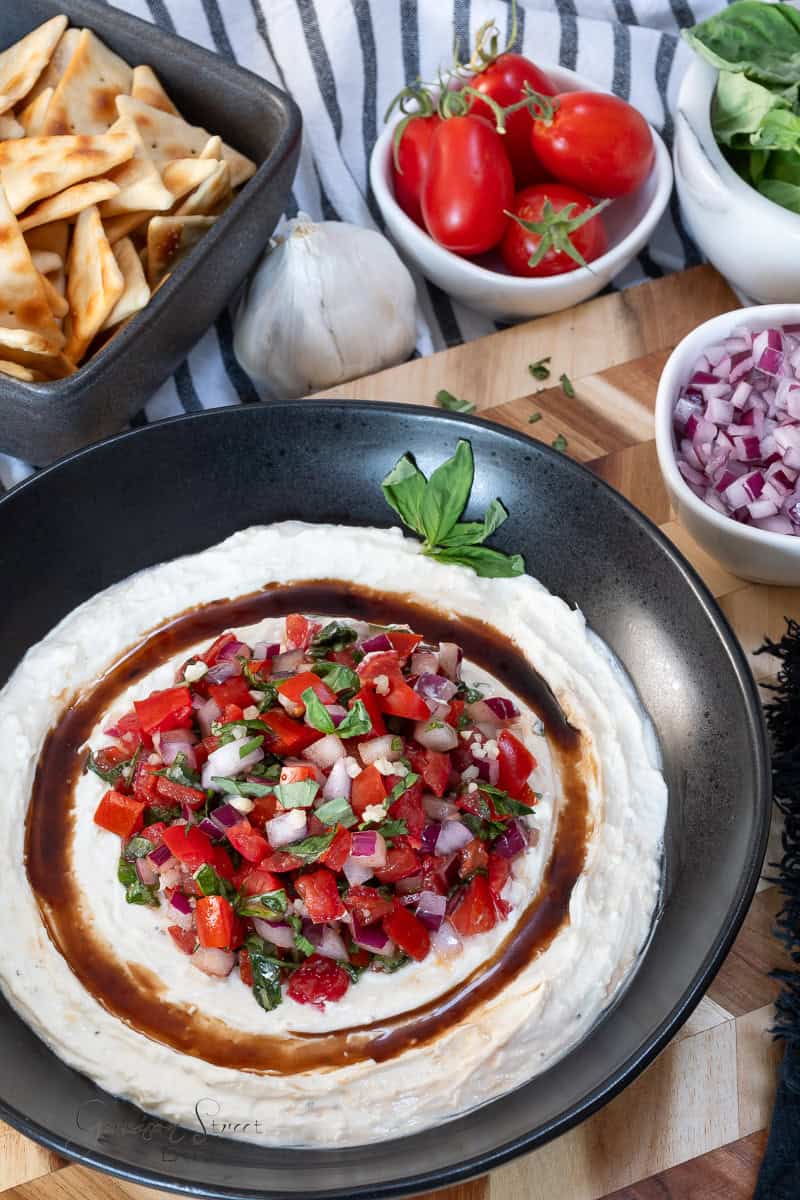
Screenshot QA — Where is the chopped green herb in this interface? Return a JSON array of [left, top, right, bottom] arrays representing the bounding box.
[[154, 752, 201, 788], [386, 772, 420, 806], [239, 735, 264, 758], [117, 857, 159, 906], [245, 934, 284, 1012], [84, 748, 134, 785], [391, 736, 404, 752], [477, 783, 533, 817], [273, 779, 319, 809], [309, 621, 359, 657], [117, 857, 137, 887], [143, 803, 181, 825], [375, 818, 408, 840], [315, 795, 358, 828], [311, 659, 360, 696], [282, 829, 336, 863], [373, 951, 410, 974], [336, 699, 373, 739], [339, 960, 366, 983], [301, 687, 336, 734], [294, 932, 315, 957], [194, 863, 235, 899], [559, 373, 575, 398], [124, 836, 154, 861], [212, 776, 274, 798], [456, 681, 485, 704], [302, 690, 371, 738], [213, 718, 270, 735], [551, 433, 569, 452], [528, 411, 542, 424], [528, 356, 551, 380], [237, 888, 288, 919], [435, 388, 475, 414]]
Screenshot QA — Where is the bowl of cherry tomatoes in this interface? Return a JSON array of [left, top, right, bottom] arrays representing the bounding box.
[[370, 59, 673, 322]]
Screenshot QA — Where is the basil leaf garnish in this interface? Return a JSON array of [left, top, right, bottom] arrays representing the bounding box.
[[335, 699, 372, 739], [236, 888, 288, 919], [245, 935, 284, 1012], [315, 795, 357, 828], [301, 687, 336, 733], [273, 779, 319, 809]]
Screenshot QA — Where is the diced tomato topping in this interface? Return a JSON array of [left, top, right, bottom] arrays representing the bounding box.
[[379, 678, 431, 721], [285, 613, 311, 650], [459, 838, 489, 878], [382, 906, 430, 961], [93, 789, 145, 838], [92, 745, 130, 772], [105, 709, 150, 750], [349, 947, 371, 969], [258, 849, 307, 873], [168, 926, 197, 955], [496, 730, 537, 799], [248, 793, 280, 828], [201, 633, 238, 665], [237, 866, 283, 896], [446, 699, 465, 728], [295, 868, 346, 923], [518, 782, 539, 808], [343, 885, 394, 925], [277, 671, 337, 707], [133, 686, 192, 736], [450, 875, 498, 936], [350, 763, 387, 817], [162, 824, 217, 871], [141, 820, 167, 846], [200, 734, 220, 757], [155, 775, 206, 810], [349, 686, 386, 736], [319, 825, 351, 872], [386, 630, 423, 658], [330, 648, 357, 668], [279, 763, 317, 785], [261, 709, 323, 757], [226, 819, 269, 864], [420, 852, 454, 895], [196, 895, 236, 949], [488, 853, 511, 896], [374, 844, 420, 883], [221, 703, 244, 723], [407, 747, 451, 797], [356, 650, 402, 683], [287, 955, 350, 1008], [209, 676, 253, 710], [248, 658, 273, 679], [131, 759, 160, 804], [388, 777, 425, 848], [239, 947, 254, 986]]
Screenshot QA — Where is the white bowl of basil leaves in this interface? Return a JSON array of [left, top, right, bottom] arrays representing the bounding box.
[[676, 0, 800, 303]]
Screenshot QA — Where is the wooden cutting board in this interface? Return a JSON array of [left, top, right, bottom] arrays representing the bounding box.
[[0, 265, 787, 1200]]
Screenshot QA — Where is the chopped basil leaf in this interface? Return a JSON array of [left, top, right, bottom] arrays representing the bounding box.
[[236, 888, 288, 919], [213, 718, 270, 735], [194, 863, 235, 899], [391, 736, 403, 752], [125, 881, 160, 907], [311, 659, 361, 696], [309, 621, 358, 657], [84, 749, 133, 785], [457, 681, 484, 703], [479, 784, 532, 817], [248, 760, 282, 782], [373, 951, 410, 974], [457, 713, 472, 730], [117, 857, 138, 887], [283, 829, 336, 863], [143, 803, 181, 825], [435, 388, 475, 414], [339, 960, 365, 983], [461, 812, 506, 841], [336, 699, 372, 739], [559, 373, 575, 398], [212, 776, 274, 798], [376, 818, 408, 840], [273, 779, 319, 809], [294, 932, 315, 957], [551, 432, 569, 452], [529, 356, 551, 380], [245, 935, 284, 1011], [315, 795, 357, 828], [124, 836, 154, 860], [301, 687, 336, 733], [154, 752, 200, 788], [239, 735, 264, 758], [386, 772, 420, 806], [528, 411, 542, 424]]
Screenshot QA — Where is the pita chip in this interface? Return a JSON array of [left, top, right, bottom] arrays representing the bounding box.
[[131, 65, 180, 116], [17, 87, 53, 137], [0, 131, 134, 213], [0, 113, 23, 139], [0, 16, 68, 116], [102, 210, 151, 245], [146, 215, 214, 287], [26, 27, 80, 105], [199, 135, 222, 161], [176, 160, 231, 217], [19, 178, 119, 232], [101, 237, 150, 330], [25, 219, 69, 262], [0, 326, 74, 377], [64, 204, 123, 361], [115, 96, 255, 188], [39, 270, 69, 320], [162, 157, 216, 203], [43, 30, 132, 136], [0, 358, 39, 382], [30, 249, 61, 275], [99, 113, 173, 218], [0, 181, 64, 352]]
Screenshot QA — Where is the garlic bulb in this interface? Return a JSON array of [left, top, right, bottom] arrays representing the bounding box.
[[233, 215, 417, 398]]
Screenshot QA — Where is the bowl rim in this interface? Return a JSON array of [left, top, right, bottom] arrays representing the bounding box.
[[0, 400, 771, 1199], [654, 301, 800, 553], [369, 61, 674, 293]]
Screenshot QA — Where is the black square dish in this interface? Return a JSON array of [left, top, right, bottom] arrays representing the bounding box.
[[0, 0, 301, 464]]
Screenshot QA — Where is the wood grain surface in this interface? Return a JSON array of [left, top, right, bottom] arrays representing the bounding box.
[[0, 265, 784, 1200]]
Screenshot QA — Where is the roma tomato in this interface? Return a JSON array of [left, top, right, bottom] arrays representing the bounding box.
[[469, 53, 556, 186], [531, 92, 654, 198], [421, 115, 513, 256], [391, 113, 441, 227], [501, 183, 607, 278]]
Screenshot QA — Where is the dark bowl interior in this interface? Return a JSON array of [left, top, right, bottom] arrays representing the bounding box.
[[0, 402, 769, 1199], [0, 0, 301, 465]]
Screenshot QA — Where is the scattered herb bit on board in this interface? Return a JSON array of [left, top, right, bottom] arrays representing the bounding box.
[[551, 433, 569, 452], [435, 389, 476, 414], [528, 411, 542, 424], [528, 356, 551, 380], [559, 373, 575, 398]]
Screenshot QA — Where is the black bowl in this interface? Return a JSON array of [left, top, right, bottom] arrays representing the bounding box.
[[0, 402, 769, 1199], [0, 0, 301, 465]]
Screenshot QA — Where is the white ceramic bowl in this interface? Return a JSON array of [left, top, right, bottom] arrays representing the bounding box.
[[655, 303, 800, 586], [370, 64, 673, 322], [675, 59, 800, 304]]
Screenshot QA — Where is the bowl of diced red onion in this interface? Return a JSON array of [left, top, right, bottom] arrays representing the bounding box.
[[655, 305, 800, 585]]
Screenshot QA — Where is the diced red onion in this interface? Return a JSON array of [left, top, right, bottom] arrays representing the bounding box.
[[205, 660, 239, 685], [421, 822, 441, 854], [191, 948, 235, 977], [435, 820, 472, 855], [170, 890, 193, 919], [395, 873, 424, 895], [161, 740, 197, 769], [349, 831, 387, 868], [484, 696, 520, 721], [431, 919, 462, 958], [253, 918, 295, 948], [437, 642, 462, 680], [148, 843, 173, 869], [266, 808, 307, 849], [302, 732, 345, 769], [413, 719, 458, 752], [410, 649, 439, 675], [352, 917, 394, 954], [324, 704, 347, 727], [343, 857, 373, 886], [202, 738, 264, 787], [197, 817, 222, 839], [474, 756, 501, 786], [136, 857, 158, 886], [359, 734, 404, 766], [414, 673, 458, 704], [493, 818, 528, 859], [416, 890, 446, 931], [360, 632, 392, 653], [219, 639, 250, 662], [322, 756, 352, 801], [196, 696, 221, 738], [272, 648, 304, 673], [465, 698, 504, 727], [209, 803, 241, 830], [307, 924, 349, 959], [423, 795, 459, 821]]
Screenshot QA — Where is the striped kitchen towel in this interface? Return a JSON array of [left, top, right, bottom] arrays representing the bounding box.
[[0, 0, 720, 488]]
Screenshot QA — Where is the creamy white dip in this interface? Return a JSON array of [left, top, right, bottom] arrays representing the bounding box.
[[0, 523, 667, 1146]]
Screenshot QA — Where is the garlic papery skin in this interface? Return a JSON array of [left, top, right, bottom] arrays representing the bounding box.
[[233, 215, 417, 399]]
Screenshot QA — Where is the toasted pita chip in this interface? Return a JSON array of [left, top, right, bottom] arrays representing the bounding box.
[[26, 27, 80, 105], [0, 358, 39, 382], [0, 113, 23, 139], [43, 30, 132, 136], [176, 160, 231, 217], [146, 215, 214, 287], [0, 181, 64, 351], [130, 65, 180, 116], [0, 326, 74, 377], [100, 237, 150, 330], [162, 157, 217, 203], [0, 131, 134, 213], [64, 205, 124, 361], [39, 270, 68, 320], [24, 219, 69, 261], [199, 135, 222, 161], [30, 249, 61, 275], [115, 96, 255, 188], [17, 87, 53, 137], [0, 16, 68, 116], [102, 210, 151, 245], [99, 113, 173, 218], [19, 178, 119, 232]]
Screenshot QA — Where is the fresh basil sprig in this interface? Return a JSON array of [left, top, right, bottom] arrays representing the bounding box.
[[381, 440, 524, 578], [301, 688, 372, 738]]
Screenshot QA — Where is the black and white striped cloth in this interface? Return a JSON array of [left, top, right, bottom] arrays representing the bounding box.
[[0, 0, 722, 489]]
